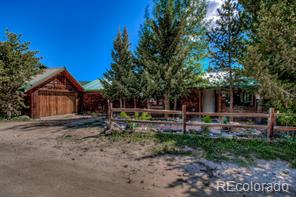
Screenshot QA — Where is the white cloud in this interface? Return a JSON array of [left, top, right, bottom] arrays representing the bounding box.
[[205, 0, 224, 22]]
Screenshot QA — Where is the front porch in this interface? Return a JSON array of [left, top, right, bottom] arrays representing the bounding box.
[[181, 88, 259, 113]]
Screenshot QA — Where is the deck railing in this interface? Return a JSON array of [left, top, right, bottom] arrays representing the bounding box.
[[107, 102, 296, 142]]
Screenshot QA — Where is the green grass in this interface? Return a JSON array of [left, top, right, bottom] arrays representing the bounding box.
[[106, 132, 296, 168], [0, 115, 31, 122]]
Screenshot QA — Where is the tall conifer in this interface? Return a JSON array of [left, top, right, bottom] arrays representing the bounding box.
[[136, 0, 207, 110], [0, 31, 43, 118], [101, 27, 135, 107], [207, 0, 244, 113]]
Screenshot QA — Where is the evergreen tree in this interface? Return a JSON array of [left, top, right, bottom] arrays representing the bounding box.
[[242, 0, 296, 110], [207, 0, 245, 113], [0, 31, 43, 119], [136, 0, 207, 110], [101, 27, 135, 107]]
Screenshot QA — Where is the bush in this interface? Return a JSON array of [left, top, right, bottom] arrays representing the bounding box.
[[273, 101, 296, 126], [141, 112, 152, 120], [201, 115, 212, 135], [202, 115, 212, 123], [118, 111, 152, 131], [223, 117, 229, 124], [11, 115, 30, 121], [119, 111, 130, 119], [277, 114, 296, 127]]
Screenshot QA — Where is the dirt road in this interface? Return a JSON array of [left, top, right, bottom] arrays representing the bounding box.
[[0, 115, 295, 197], [0, 116, 184, 197]]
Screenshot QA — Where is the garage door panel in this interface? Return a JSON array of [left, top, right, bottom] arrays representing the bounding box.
[[38, 91, 77, 117]]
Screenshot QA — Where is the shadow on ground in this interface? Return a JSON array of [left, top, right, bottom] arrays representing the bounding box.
[[0, 115, 106, 133]]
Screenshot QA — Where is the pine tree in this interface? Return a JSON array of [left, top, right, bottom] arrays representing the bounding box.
[[207, 0, 245, 113], [136, 0, 207, 110], [0, 31, 43, 119], [101, 27, 135, 107], [242, 0, 296, 110]]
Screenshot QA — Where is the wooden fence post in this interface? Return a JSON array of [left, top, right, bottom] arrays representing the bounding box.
[[107, 101, 113, 130], [182, 105, 187, 134], [267, 108, 275, 142]]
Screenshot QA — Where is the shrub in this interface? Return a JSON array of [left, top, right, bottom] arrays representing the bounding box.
[[118, 111, 152, 131], [202, 115, 212, 123], [277, 114, 296, 127], [223, 117, 229, 124], [11, 115, 30, 121], [201, 115, 212, 135], [141, 112, 152, 120], [119, 111, 130, 119], [134, 112, 139, 120]]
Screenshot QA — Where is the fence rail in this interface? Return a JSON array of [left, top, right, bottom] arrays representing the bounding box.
[[107, 102, 296, 142], [186, 112, 269, 118]]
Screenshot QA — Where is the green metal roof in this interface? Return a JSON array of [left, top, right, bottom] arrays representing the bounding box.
[[192, 71, 258, 89], [23, 68, 65, 92], [82, 79, 103, 92]]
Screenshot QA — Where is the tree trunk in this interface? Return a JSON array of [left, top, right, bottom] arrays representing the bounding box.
[[173, 98, 177, 111], [229, 88, 234, 121], [228, 27, 234, 122], [147, 99, 150, 109], [123, 98, 126, 108], [6, 103, 12, 119], [119, 98, 123, 108], [164, 94, 170, 118], [133, 98, 136, 108]]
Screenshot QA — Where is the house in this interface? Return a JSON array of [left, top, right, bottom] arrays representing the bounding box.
[[146, 71, 262, 113], [182, 71, 262, 113], [23, 68, 84, 118], [81, 79, 107, 113], [23, 68, 261, 118]]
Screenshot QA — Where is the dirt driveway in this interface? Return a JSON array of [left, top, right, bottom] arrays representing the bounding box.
[[0, 115, 295, 197], [0, 115, 184, 197]]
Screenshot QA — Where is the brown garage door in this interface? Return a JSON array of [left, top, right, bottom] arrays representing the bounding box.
[[38, 91, 77, 117]]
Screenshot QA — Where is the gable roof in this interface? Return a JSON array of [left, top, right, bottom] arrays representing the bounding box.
[[82, 79, 102, 92], [23, 67, 84, 92]]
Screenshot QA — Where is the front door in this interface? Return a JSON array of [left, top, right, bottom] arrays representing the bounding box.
[[203, 89, 215, 112]]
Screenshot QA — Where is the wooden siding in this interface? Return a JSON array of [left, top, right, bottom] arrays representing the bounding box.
[[27, 72, 81, 118], [82, 92, 107, 113], [181, 89, 203, 112], [38, 91, 77, 117]]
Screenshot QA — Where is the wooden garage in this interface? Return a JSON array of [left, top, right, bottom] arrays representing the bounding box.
[[24, 68, 84, 118]]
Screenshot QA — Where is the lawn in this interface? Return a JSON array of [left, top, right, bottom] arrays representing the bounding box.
[[107, 132, 296, 168]]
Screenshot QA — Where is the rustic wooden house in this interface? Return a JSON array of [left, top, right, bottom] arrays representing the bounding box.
[[23, 68, 85, 118], [81, 79, 107, 113], [23, 68, 261, 118], [147, 71, 262, 113], [189, 71, 261, 113]]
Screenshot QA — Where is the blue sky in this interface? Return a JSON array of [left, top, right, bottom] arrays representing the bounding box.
[[0, 0, 222, 81]]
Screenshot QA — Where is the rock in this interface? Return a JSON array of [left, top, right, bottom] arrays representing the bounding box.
[[220, 133, 234, 139], [182, 146, 194, 152], [210, 128, 221, 135], [282, 170, 289, 175], [123, 164, 128, 168]]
